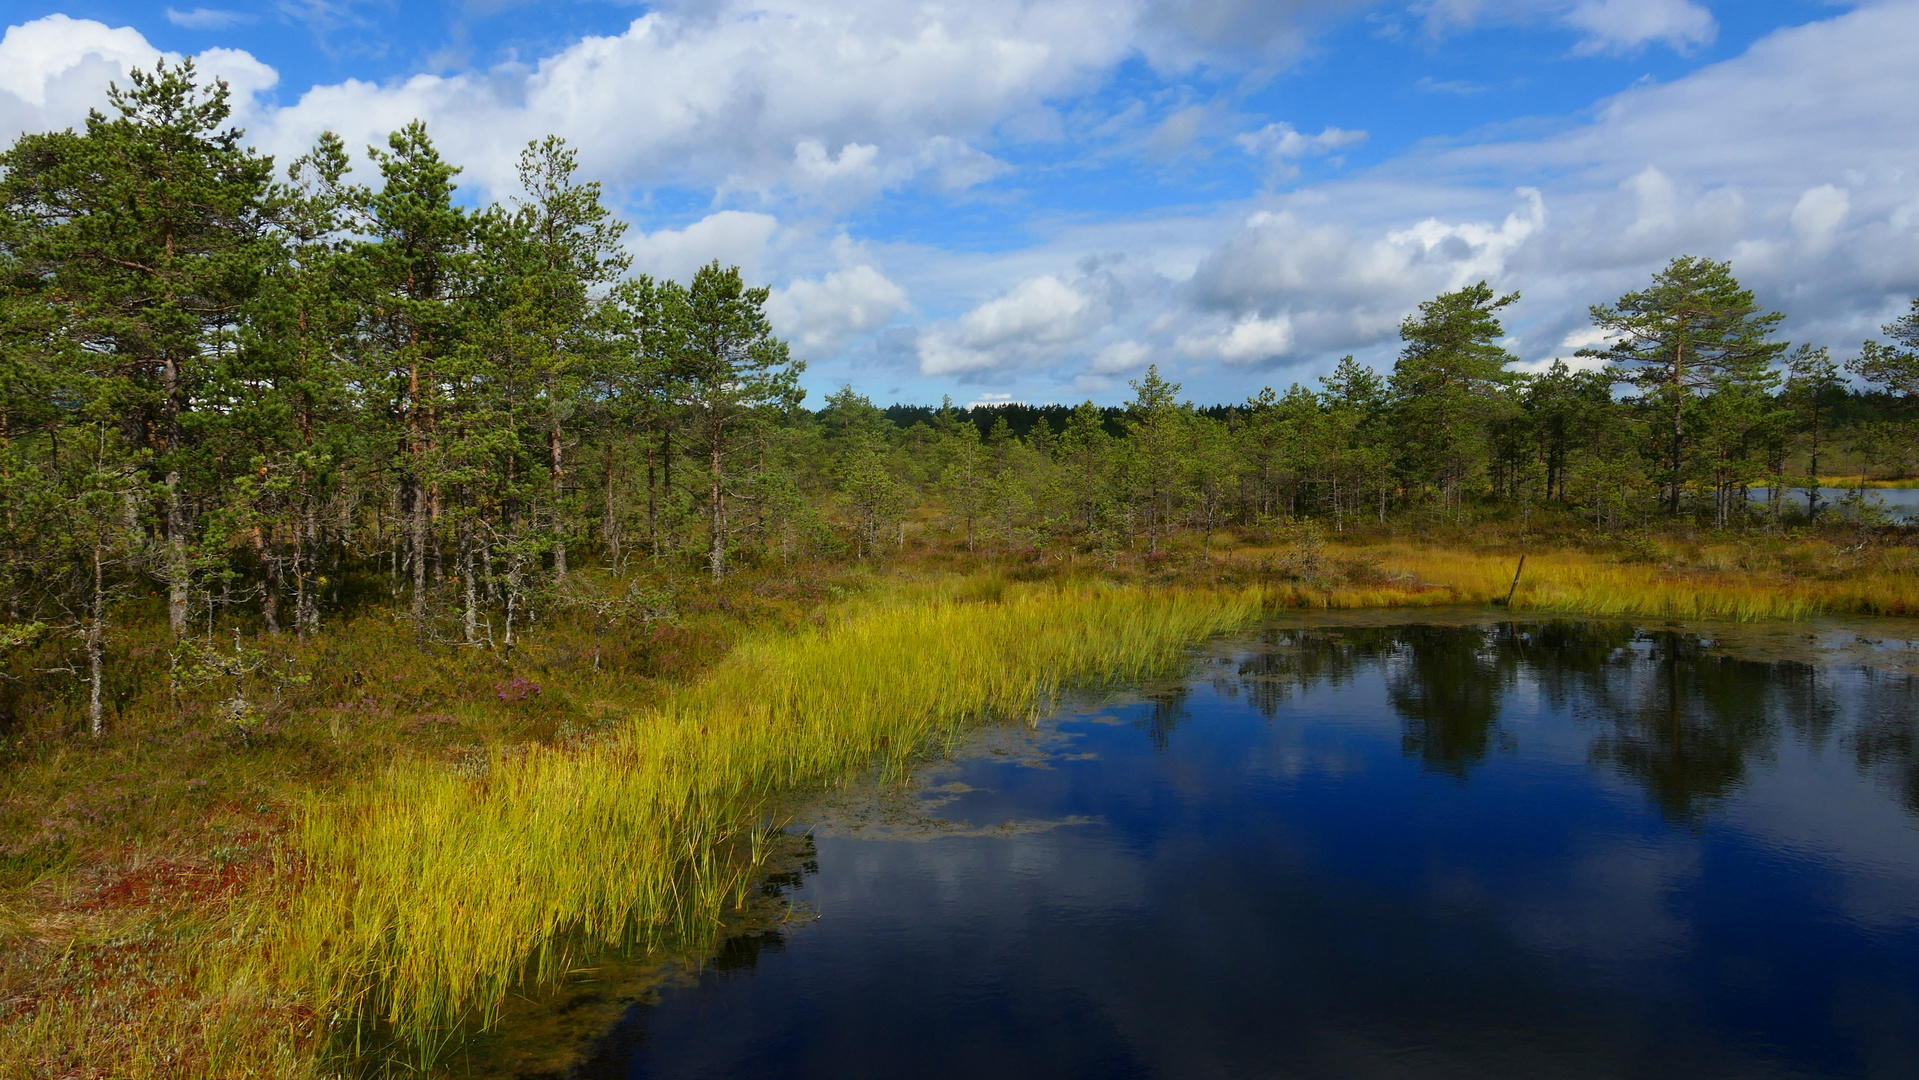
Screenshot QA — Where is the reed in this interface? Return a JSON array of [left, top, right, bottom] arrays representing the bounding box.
[[277, 581, 1267, 1068]]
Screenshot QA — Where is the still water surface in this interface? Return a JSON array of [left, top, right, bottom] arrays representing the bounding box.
[[583, 620, 1919, 1079], [1746, 486, 1919, 521]]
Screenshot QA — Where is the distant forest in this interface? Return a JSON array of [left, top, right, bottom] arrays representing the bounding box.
[[3, 64, 1918, 722]]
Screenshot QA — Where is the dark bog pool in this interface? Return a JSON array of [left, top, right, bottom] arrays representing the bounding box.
[[582, 620, 1919, 1080]]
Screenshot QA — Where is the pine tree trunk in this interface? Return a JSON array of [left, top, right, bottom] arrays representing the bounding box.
[[88, 542, 106, 737], [551, 422, 567, 578], [255, 525, 279, 634], [163, 353, 189, 637], [1669, 343, 1685, 516], [462, 519, 478, 644], [709, 417, 726, 580], [604, 442, 620, 565], [166, 475, 188, 637], [298, 498, 320, 637], [411, 477, 428, 642]]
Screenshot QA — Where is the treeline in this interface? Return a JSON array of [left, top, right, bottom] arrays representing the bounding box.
[[4, 64, 1919, 732]]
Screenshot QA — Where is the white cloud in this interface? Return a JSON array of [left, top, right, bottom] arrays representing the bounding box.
[[1177, 313, 1298, 365], [794, 140, 880, 184], [1565, 0, 1716, 55], [915, 136, 1011, 192], [0, 15, 161, 139], [1089, 340, 1154, 375], [627, 211, 781, 284], [962, 276, 1096, 347], [1559, 326, 1612, 351], [1790, 184, 1850, 255], [1236, 121, 1367, 179], [1136, 0, 1377, 72], [1180, 189, 1546, 366], [768, 264, 911, 356], [240, 0, 1144, 201], [0, 15, 276, 142], [1387, 187, 1546, 288], [1509, 325, 1613, 373], [1237, 121, 1367, 161], [0, 15, 157, 106], [918, 275, 1103, 376], [165, 8, 257, 31]]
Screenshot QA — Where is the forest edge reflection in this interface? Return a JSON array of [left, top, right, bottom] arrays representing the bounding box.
[[1204, 620, 1919, 822]]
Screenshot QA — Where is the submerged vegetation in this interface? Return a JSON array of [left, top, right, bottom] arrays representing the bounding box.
[[1, 63, 1917, 1080]]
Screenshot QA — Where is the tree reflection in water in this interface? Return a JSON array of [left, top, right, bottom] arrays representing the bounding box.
[[1134, 683, 1192, 751], [1225, 621, 1919, 824], [1582, 633, 1779, 821], [1849, 668, 1919, 813], [1383, 625, 1515, 778]]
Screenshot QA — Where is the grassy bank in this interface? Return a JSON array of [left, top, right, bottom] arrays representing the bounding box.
[[1363, 544, 1919, 620], [1814, 475, 1919, 489]]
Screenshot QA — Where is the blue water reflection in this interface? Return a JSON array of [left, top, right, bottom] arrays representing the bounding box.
[[585, 622, 1919, 1080]]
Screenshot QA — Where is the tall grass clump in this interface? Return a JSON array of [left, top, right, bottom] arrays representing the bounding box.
[[279, 582, 1265, 1069]]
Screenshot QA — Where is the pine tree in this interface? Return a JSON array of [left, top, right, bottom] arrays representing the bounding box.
[[1389, 282, 1519, 519], [674, 262, 803, 579], [1123, 365, 1188, 554], [359, 122, 472, 640], [936, 401, 990, 552], [1582, 257, 1784, 516], [1851, 298, 1919, 398], [501, 137, 630, 578]]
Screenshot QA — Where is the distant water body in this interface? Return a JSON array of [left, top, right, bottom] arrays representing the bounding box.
[[575, 619, 1919, 1080], [1747, 486, 1919, 521]]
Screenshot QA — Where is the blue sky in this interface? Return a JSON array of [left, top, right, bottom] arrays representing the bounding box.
[[3, 1, 1915, 406]]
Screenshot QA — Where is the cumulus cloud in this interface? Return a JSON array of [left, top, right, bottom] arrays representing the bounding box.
[[1089, 340, 1154, 375], [0, 15, 277, 141], [1790, 184, 1850, 256], [1180, 189, 1543, 353], [1177, 313, 1297, 366], [769, 264, 911, 357], [0, 15, 161, 139], [627, 211, 780, 284], [1425, 2, 1919, 352], [918, 275, 1105, 376], [0, 2, 1399, 205], [242, 0, 1143, 200]]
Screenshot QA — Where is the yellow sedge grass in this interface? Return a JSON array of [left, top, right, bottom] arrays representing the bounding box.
[[1370, 546, 1919, 621]]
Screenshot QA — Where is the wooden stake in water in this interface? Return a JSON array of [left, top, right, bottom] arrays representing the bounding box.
[[1503, 553, 1527, 608]]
